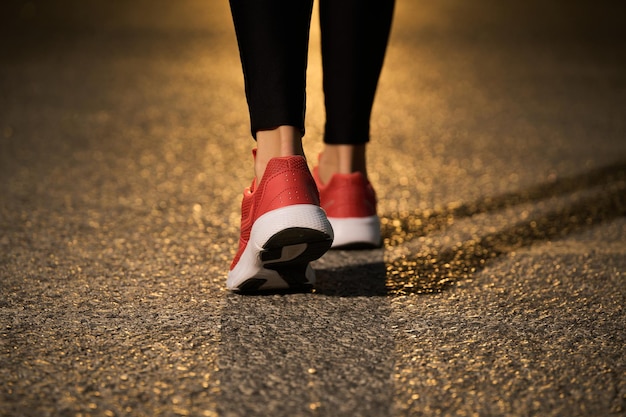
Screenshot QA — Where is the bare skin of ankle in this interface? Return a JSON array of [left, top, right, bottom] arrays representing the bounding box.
[[255, 126, 305, 178], [317, 144, 368, 185]]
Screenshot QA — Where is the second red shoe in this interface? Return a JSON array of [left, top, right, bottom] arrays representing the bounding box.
[[313, 165, 382, 249]]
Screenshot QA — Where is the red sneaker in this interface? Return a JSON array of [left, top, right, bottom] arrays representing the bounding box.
[[228, 153, 334, 292], [313, 165, 381, 249]]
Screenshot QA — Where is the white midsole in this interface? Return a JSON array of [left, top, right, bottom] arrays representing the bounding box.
[[227, 204, 333, 290], [328, 215, 381, 248]]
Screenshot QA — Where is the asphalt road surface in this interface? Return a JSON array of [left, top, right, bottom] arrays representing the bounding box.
[[1, 0, 625, 416]]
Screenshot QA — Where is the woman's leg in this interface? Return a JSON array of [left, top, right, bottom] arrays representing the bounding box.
[[229, 0, 314, 178], [227, 0, 333, 291], [314, 0, 394, 248], [317, 0, 395, 183]]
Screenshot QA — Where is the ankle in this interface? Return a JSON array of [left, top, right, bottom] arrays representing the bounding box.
[[318, 144, 367, 184], [255, 126, 305, 178]]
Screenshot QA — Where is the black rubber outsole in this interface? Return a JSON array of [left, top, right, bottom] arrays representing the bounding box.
[[331, 241, 382, 251], [233, 227, 333, 294]]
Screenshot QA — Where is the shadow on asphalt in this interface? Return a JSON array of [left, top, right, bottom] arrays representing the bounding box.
[[315, 159, 626, 297], [315, 260, 389, 297]]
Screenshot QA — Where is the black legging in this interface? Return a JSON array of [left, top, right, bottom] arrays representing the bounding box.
[[229, 0, 395, 145]]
